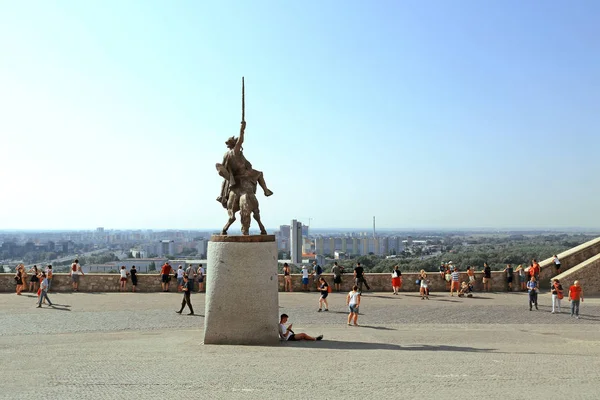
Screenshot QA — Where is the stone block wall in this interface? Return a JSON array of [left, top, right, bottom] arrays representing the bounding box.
[[0, 273, 201, 293], [552, 253, 600, 295], [537, 237, 600, 288], [2, 236, 599, 294], [282, 270, 512, 293]]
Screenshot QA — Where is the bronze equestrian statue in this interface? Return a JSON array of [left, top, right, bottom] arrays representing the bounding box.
[[216, 78, 273, 235]]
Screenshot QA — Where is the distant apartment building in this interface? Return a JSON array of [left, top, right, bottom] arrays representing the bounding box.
[[290, 220, 303, 264], [278, 225, 291, 251], [158, 240, 175, 257], [312, 235, 404, 257]]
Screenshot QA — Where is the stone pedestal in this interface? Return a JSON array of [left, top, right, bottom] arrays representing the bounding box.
[[203, 235, 279, 345]]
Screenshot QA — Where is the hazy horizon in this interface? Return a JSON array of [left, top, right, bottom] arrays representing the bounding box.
[[2, 1, 599, 231]]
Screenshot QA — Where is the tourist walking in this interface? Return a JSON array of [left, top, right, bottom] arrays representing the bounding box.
[[14, 264, 24, 295], [283, 263, 292, 292], [331, 262, 343, 292], [37, 272, 53, 308], [568, 280, 584, 319], [130, 265, 138, 292], [176, 275, 194, 315], [450, 267, 460, 296], [553, 255, 561, 274], [197, 264, 205, 292], [419, 270, 429, 300], [391, 265, 402, 295], [185, 264, 196, 292], [70, 259, 84, 292], [503, 264, 514, 291], [301, 265, 310, 292], [317, 277, 330, 312], [279, 314, 322, 341], [160, 262, 172, 292], [176, 265, 185, 292], [119, 266, 128, 291], [551, 278, 563, 314], [346, 285, 361, 326], [482, 263, 492, 292], [354, 262, 370, 293], [28, 265, 40, 293], [527, 276, 539, 311]]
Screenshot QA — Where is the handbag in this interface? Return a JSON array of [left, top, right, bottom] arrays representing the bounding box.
[[37, 288, 41, 296]]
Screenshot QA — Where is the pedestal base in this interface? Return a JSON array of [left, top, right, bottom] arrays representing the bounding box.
[[203, 235, 279, 345]]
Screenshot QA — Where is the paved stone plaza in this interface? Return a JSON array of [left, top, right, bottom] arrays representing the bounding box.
[[1, 290, 600, 400]]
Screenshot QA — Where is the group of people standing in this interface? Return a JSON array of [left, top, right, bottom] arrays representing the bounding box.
[[158, 262, 205, 293], [13, 263, 54, 307]]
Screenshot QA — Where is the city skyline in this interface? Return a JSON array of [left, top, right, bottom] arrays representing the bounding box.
[[1, 1, 599, 230]]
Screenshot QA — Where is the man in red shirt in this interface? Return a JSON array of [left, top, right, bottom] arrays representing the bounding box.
[[568, 280, 584, 319], [160, 262, 173, 292]]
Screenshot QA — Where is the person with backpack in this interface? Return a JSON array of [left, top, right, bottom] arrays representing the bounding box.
[[70, 259, 84, 292], [550, 278, 564, 314], [317, 277, 330, 312], [312, 261, 323, 289]]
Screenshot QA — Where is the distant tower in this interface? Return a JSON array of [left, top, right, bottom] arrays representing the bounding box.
[[373, 216, 376, 238], [290, 220, 303, 264]]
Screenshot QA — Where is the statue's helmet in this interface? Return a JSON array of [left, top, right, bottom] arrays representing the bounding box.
[[226, 136, 238, 149]]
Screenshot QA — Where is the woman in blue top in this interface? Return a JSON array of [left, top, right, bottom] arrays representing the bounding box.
[[527, 276, 539, 311]]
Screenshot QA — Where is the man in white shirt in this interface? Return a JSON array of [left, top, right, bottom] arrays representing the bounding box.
[[279, 314, 322, 341], [301, 265, 309, 292]]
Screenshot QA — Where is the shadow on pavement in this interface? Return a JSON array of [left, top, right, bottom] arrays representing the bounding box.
[[359, 325, 397, 331], [41, 304, 71, 311], [297, 340, 496, 352]]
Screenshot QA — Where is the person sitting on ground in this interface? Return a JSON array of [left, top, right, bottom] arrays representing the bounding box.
[[279, 314, 322, 341], [458, 281, 473, 297]]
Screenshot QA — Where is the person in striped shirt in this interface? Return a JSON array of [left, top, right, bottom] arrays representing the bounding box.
[[450, 267, 460, 297]]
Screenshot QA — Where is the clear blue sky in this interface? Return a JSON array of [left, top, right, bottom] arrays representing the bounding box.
[[1, 1, 599, 231]]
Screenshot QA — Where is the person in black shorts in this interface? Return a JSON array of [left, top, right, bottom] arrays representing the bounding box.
[[317, 277, 329, 312], [354, 262, 370, 293], [130, 265, 138, 292], [503, 264, 514, 291]]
